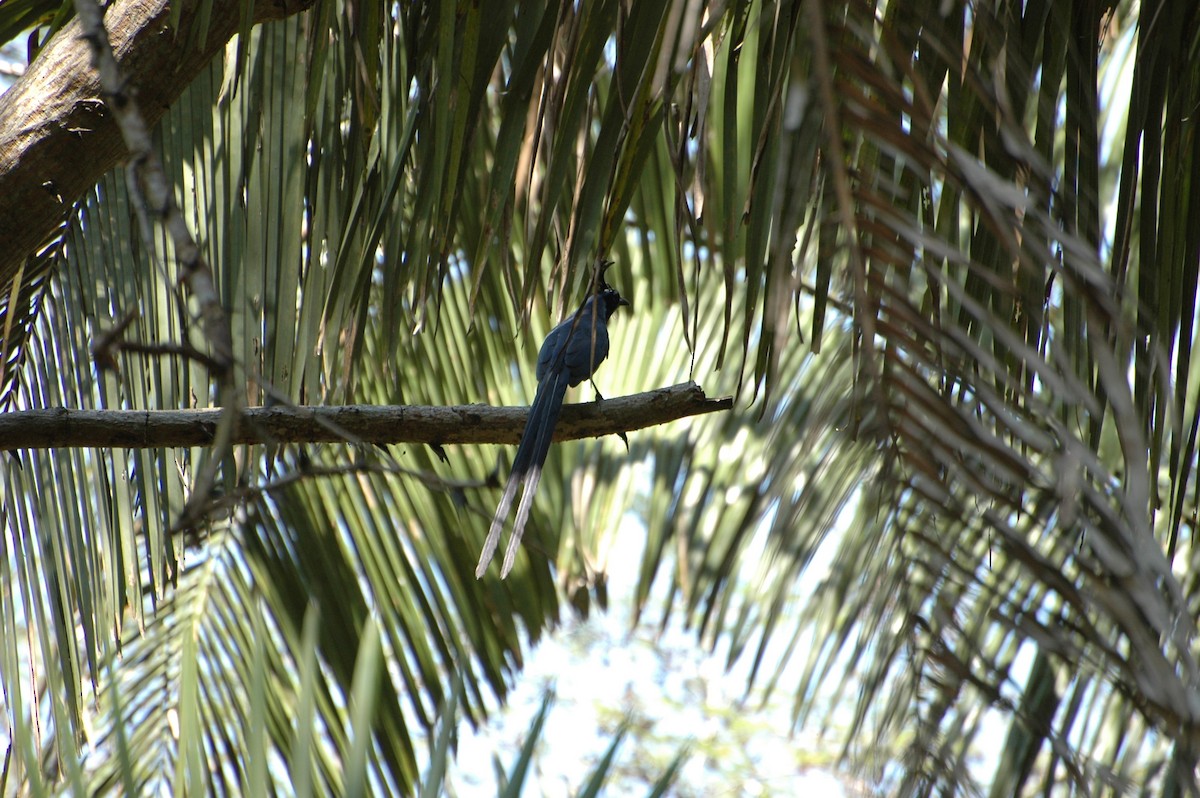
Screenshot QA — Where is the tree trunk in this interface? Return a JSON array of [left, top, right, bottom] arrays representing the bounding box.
[[0, 0, 315, 290]]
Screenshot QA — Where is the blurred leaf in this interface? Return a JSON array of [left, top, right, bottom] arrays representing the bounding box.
[[500, 689, 553, 798], [1, 0, 1199, 795]]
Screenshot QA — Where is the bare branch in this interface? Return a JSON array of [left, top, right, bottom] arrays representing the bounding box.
[[72, 0, 234, 374], [0, 382, 732, 451], [69, 0, 259, 529]]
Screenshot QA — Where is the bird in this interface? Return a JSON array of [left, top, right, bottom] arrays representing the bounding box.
[[476, 283, 630, 578]]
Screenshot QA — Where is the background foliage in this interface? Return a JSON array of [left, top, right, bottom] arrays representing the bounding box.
[[2, 0, 1199, 794]]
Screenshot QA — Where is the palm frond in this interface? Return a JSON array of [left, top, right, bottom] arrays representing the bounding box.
[[1, 0, 1198, 794]]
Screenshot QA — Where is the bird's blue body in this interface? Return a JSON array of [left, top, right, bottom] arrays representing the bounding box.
[[476, 287, 628, 578]]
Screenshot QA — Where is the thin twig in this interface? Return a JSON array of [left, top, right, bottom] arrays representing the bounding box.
[[72, 0, 241, 529], [177, 459, 497, 544], [72, 0, 234, 375]]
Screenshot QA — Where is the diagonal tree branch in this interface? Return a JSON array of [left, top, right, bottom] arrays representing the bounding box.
[[0, 382, 732, 451], [70, 0, 253, 528], [72, 0, 234, 373]]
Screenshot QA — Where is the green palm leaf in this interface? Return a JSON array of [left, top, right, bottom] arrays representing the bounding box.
[[1, 0, 1198, 794]]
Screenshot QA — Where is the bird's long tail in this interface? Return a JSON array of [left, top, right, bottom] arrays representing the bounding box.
[[475, 370, 569, 578]]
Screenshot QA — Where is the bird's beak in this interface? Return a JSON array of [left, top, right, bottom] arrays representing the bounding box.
[[619, 296, 631, 310]]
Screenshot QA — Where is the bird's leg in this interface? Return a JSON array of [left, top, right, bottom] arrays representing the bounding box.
[[590, 380, 630, 451]]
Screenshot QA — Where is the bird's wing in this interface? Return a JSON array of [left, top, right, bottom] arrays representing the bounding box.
[[561, 308, 609, 386]]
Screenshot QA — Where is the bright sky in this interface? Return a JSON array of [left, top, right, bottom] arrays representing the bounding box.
[[451, 501, 858, 796]]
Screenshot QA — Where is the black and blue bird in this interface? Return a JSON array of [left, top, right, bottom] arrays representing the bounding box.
[[476, 282, 629, 578]]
